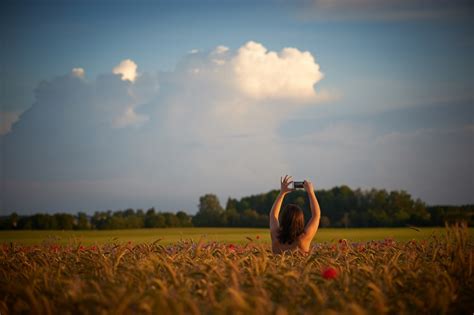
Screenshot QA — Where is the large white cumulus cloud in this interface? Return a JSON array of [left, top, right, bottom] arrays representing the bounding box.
[[233, 41, 324, 100]]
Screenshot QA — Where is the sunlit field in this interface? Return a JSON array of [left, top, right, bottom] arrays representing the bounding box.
[[1, 225, 473, 314], [2, 227, 473, 246]]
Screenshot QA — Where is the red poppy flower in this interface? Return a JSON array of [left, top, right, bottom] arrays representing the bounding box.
[[228, 244, 235, 251], [256, 235, 260, 240], [322, 267, 338, 279]]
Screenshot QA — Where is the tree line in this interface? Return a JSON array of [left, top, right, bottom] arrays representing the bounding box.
[[0, 208, 192, 230], [194, 186, 473, 228], [1, 186, 472, 229]]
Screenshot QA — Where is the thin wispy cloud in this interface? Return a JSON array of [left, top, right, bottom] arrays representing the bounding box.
[[297, 0, 473, 21]]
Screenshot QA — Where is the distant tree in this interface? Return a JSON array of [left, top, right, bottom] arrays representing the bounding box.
[[193, 194, 225, 226], [240, 209, 259, 227], [408, 199, 431, 226], [154, 213, 167, 228], [145, 208, 158, 228], [0, 213, 19, 229], [222, 208, 240, 227], [368, 209, 390, 227], [91, 211, 110, 229], [17, 216, 32, 229], [176, 211, 192, 227], [225, 198, 239, 211], [124, 208, 135, 217], [427, 206, 446, 226], [29, 214, 58, 230], [76, 212, 90, 230], [54, 213, 75, 230], [163, 212, 179, 227]]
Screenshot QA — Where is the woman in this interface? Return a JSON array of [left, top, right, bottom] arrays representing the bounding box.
[[269, 175, 321, 254]]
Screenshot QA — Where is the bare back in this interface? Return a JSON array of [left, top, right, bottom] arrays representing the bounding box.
[[271, 232, 311, 254]]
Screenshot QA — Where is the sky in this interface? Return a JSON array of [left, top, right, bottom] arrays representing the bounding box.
[[1, 0, 473, 215]]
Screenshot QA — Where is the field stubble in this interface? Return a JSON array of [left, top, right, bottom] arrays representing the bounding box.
[[0, 224, 473, 314]]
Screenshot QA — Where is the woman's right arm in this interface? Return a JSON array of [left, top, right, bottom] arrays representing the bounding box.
[[301, 180, 321, 242], [269, 175, 293, 239]]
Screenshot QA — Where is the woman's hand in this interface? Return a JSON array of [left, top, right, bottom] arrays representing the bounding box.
[[303, 180, 314, 194], [280, 175, 294, 195]]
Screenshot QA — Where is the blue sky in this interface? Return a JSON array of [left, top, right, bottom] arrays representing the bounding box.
[[1, 0, 473, 214]]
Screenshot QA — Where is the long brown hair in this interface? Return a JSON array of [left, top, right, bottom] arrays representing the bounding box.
[[278, 204, 305, 244]]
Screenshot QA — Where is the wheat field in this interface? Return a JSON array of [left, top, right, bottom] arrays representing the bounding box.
[[0, 227, 463, 246], [0, 224, 473, 314]]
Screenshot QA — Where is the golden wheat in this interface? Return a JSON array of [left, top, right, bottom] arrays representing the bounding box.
[[0, 224, 472, 315]]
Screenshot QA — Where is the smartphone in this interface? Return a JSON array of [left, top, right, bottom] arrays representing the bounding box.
[[293, 181, 304, 189]]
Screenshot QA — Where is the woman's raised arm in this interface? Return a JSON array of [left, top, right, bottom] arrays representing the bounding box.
[[301, 180, 321, 242], [269, 175, 293, 238]]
